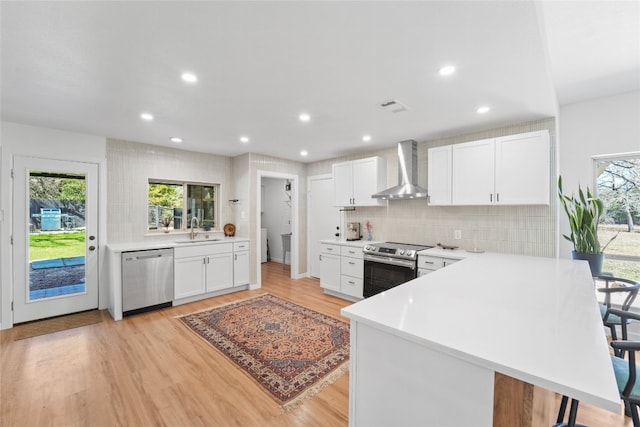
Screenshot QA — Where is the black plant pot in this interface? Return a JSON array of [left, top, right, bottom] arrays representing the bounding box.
[[572, 251, 604, 277]]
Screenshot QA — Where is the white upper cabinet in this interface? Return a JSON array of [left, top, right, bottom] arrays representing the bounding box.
[[441, 130, 549, 206], [452, 138, 496, 205], [427, 145, 452, 205], [333, 157, 387, 206], [494, 130, 550, 205]]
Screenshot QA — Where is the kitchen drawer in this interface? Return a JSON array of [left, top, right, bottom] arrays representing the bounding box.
[[321, 243, 340, 254], [418, 256, 444, 270], [442, 258, 460, 268], [233, 241, 249, 252], [341, 275, 363, 298], [341, 246, 364, 259], [418, 268, 437, 277], [175, 242, 233, 258], [341, 256, 364, 278]]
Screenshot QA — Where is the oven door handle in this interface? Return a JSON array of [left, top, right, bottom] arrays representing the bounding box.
[[364, 255, 416, 270]]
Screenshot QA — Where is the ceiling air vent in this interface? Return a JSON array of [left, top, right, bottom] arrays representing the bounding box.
[[380, 99, 409, 113]]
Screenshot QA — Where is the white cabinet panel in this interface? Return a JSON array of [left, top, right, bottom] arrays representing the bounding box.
[[320, 252, 341, 292], [340, 275, 364, 299], [341, 256, 363, 278], [427, 145, 452, 205], [332, 157, 387, 206], [332, 162, 353, 207], [174, 256, 206, 299], [495, 130, 550, 205], [233, 249, 249, 286], [207, 252, 233, 291], [447, 130, 550, 206], [452, 138, 495, 205]]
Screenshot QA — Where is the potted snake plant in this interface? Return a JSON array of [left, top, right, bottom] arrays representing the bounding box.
[[558, 176, 617, 275]]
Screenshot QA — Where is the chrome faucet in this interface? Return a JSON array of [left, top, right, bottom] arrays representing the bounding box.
[[190, 216, 199, 240]]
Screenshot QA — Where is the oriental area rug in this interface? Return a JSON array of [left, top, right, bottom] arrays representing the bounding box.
[[178, 293, 350, 411]]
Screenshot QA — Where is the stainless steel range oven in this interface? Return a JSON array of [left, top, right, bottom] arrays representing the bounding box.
[[363, 242, 432, 298]]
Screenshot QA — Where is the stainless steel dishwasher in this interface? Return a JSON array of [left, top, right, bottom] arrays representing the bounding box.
[[122, 248, 174, 316]]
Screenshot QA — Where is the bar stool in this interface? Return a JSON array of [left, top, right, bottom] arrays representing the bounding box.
[[281, 233, 291, 270]]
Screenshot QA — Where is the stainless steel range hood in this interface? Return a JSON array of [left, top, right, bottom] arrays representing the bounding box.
[[372, 140, 428, 199]]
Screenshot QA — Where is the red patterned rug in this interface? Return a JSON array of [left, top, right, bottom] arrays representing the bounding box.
[[178, 294, 350, 411]]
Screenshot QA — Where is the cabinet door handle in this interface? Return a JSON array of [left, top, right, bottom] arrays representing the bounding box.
[[348, 261, 355, 265], [319, 255, 322, 261], [348, 281, 355, 285], [234, 254, 237, 261], [490, 193, 493, 202], [423, 261, 434, 264], [497, 193, 500, 202]]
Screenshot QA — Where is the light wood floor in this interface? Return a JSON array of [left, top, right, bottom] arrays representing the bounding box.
[[0, 262, 633, 426]]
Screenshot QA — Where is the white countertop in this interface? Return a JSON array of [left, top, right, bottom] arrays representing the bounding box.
[[418, 246, 479, 259], [341, 252, 620, 412], [107, 236, 249, 253], [320, 239, 382, 248]]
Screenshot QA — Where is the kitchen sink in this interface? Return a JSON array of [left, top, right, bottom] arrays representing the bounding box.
[[174, 239, 221, 244]]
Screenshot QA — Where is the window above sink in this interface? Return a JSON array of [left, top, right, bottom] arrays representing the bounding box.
[[148, 180, 220, 233]]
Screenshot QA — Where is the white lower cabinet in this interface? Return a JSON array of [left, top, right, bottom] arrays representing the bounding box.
[[417, 255, 460, 277], [206, 252, 233, 292], [320, 244, 341, 292], [174, 241, 248, 301], [174, 255, 207, 298], [340, 246, 364, 298], [320, 242, 365, 299], [233, 242, 249, 286]]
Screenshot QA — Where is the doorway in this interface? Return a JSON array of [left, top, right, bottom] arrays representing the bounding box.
[[257, 171, 298, 286], [13, 156, 99, 323]]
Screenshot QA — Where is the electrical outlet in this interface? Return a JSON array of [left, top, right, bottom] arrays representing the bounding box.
[[454, 230, 462, 240]]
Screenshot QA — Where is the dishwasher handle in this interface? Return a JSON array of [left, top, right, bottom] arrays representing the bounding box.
[[135, 254, 164, 260]]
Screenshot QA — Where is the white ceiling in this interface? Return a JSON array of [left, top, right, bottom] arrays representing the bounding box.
[[2, 1, 638, 163]]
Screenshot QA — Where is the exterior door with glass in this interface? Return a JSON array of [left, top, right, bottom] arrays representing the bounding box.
[[12, 156, 99, 323]]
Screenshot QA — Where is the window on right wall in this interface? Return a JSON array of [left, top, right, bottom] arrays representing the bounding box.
[[594, 154, 640, 282]]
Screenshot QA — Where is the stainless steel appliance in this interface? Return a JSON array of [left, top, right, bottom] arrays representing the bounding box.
[[346, 222, 361, 241], [363, 242, 432, 297], [122, 248, 174, 316], [372, 140, 428, 199]]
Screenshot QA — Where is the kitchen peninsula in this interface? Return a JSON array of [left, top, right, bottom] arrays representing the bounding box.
[[341, 253, 620, 426]]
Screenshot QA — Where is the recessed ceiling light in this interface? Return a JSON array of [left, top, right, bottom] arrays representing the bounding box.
[[438, 65, 456, 76], [140, 112, 154, 121], [181, 72, 198, 83], [170, 137, 183, 143], [300, 150, 308, 156], [476, 106, 491, 114], [299, 113, 311, 123], [240, 136, 250, 143], [362, 135, 372, 142]]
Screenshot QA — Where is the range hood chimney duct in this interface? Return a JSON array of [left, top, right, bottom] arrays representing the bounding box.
[[372, 140, 428, 200]]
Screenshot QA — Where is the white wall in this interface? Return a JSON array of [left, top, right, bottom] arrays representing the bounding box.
[[261, 177, 292, 263], [0, 122, 107, 329], [558, 90, 640, 258]]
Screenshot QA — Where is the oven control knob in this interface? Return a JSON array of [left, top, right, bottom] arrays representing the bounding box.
[[399, 249, 405, 255], [364, 245, 370, 251], [407, 250, 415, 257]]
